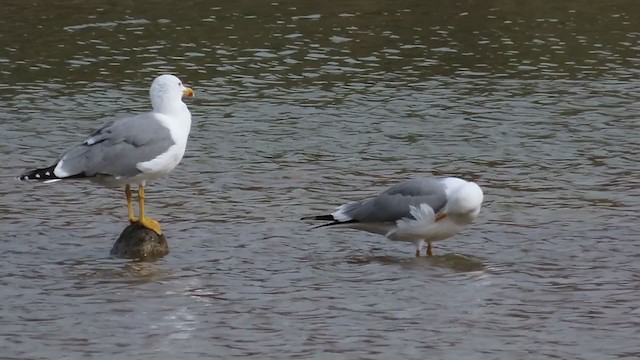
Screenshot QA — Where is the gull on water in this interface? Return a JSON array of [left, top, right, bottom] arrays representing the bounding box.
[[302, 177, 484, 256], [19, 74, 195, 235]]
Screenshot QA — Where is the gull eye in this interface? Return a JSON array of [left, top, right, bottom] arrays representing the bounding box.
[[178, 82, 182, 87]]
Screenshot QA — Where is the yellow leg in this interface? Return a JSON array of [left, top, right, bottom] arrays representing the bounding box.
[[427, 242, 433, 257], [126, 184, 138, 223], [137, 185, 162, 235]]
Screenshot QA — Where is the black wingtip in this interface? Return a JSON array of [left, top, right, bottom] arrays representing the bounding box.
[[300, 214, 336, 221], [301, 214, 359, 229], [19, 165, 60, 182]]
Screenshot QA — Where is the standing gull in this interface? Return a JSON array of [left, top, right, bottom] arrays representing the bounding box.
[[302, 177, 484, 256], [19, 74, 194, 235]]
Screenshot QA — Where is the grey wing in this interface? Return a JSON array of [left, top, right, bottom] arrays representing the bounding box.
[[335, 178, 448, 223], [55, 113, 175, 178]]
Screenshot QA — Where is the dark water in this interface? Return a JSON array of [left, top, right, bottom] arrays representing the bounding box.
[[1, 0, 640, 358]]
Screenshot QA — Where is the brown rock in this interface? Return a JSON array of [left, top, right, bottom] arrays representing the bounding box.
[[110, 222, 169, 260]]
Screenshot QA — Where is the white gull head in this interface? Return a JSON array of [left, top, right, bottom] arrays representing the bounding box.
[[150, 74, 194, 116], [446, 181, 484, 225]]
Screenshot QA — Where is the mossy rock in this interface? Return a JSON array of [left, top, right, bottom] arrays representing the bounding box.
[[110, 222, 169, 260]]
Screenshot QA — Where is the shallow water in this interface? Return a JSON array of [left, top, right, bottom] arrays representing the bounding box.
[[1, 0, 640, 358]]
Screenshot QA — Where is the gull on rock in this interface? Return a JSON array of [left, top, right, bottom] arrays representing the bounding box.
[[19, 74, 195, 235]]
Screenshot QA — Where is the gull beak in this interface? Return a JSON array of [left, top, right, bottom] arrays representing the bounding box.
[[183, 87, 195, 97], [435, 212, 448, 222]]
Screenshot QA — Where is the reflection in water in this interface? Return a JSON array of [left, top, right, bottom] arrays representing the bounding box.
[[1, 0, 640, 358], [347, 253, 487, 273], [54, 257, 171, 286]]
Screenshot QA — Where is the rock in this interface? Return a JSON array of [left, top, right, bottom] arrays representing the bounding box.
[[110, 222, 169, 260]]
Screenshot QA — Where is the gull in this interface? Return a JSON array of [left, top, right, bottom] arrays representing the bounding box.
[[302, 177, 484, 256], [19, 74, 194, 235]]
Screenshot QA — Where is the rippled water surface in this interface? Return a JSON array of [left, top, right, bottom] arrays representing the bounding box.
[[2, 0, 640, 358]]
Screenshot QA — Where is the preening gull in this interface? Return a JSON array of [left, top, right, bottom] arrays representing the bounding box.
[[19, 74, 195, 235], [302, 177, 484, 256]]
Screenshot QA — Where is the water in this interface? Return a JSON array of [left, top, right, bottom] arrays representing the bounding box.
[[1, 0, 640, 358]]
